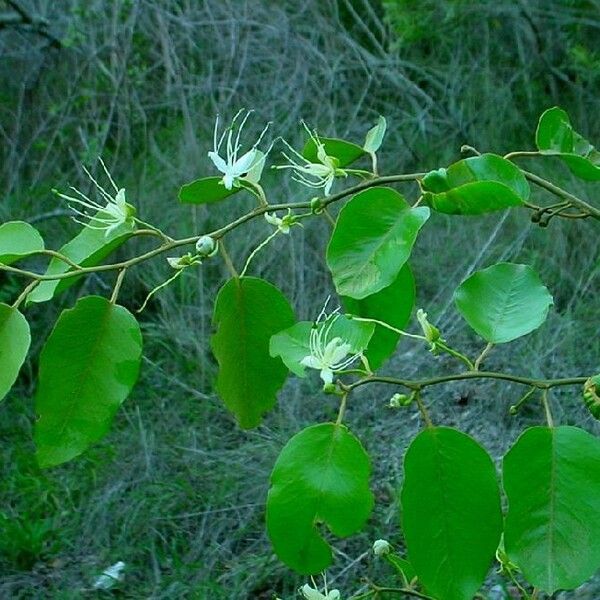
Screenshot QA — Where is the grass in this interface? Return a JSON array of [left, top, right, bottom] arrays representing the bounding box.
[[1, 0, 600, 597]]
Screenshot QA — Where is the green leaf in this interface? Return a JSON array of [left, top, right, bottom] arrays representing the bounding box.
[[343, 264, 415, 369], [422, 154, 529, 214], [269, 314, 374, 377], [178, 176, 241, 205], [212, 277, 295, 428], [327, 187, 429, 299], [34, 296, 143, 468], [536, 107, 600, 181], [0, 221, 44, 265], [27, 220, 135, 304], [303, 137, 366, 168], [503, 426, 600, 593], [0, 303, 31, 402], [363, 116, 387, 154], [454, 262, 553, 343], [401, 427, 503, 600], [267, 423, 373, 574]]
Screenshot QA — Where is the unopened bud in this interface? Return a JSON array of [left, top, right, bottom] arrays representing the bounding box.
[[373, 539, 392, 556], [195, 235, 217, 257], [416, 308, 441, 344], [389, 393, 412, 408]]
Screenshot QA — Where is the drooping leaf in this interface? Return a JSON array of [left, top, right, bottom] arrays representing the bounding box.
[[0, 303, 31, 402], [536, 107, 600, 181], [503, 426, 600, 593], [401, 427, 503, 600], [327, 187, 429, 299], [34, 296, 143, 468], [343, 263, 415, 369], [178, 176, 241, 204], [303, 136, 366, 167], [422, 154, 529, 214], [454, 262, 553, 344], [0, 221, 44, 265], [212, 277, 295, 428], [269, 314, 374, 377], [267, 423, 373, 574], [363, 116, 387, 154], [27, 220, 135, 304]]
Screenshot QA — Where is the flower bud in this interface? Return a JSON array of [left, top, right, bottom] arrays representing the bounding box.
[[583, 375, 600, 420], [416, 308, 441, 344], [389, 393, 412, 408], [373, 539, 392, 556], [195, 235, 217, 257]]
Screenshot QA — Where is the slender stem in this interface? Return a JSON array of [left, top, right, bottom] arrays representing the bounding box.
[[219, 240, 239, 278], [365, 580, 434, 600], [110, 268, 127, 304], [12, 280, 39, 309], [39, 249, 84, 270], [503, 151, 542, 160], [240, 230, 279, 277], [414, 390, 433, 428], [335, 392, 348, 426], [435, 341, 475, 371], [509, 387, 537, 415], [137, 269, 182, 313], [474, 342, 494, 371], [349, 316, 426, 341], [322, 208, 336, 227], [542, 389, 554, 427]]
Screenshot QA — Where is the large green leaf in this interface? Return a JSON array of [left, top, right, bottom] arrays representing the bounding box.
[[422, 154, 529, 214], [212, 277, 295, 428], [178, 176, 241, 204], [0, 221, 44, 265], [267, 423, 373, 574], [343, 263, 415, 369], [401, 427, 503, 600], [536, 107, 600, 181], [34, 296, 143, 468], [327, 187, 429, 300], [454, 262, 553, 344], [0, 303, 31, 402], [269, 314, 374, 377], [303, 137, 366, 167], [503, 426, 600, 593], [27, 220, 135, 304]]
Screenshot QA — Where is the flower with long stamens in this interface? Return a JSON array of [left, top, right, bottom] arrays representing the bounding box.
[[53, 158, 136, 237], [300, 298, 362, 385], [264, 209, 296, 234], [208, 109, 272, 190], [274, 123, 347, 196]]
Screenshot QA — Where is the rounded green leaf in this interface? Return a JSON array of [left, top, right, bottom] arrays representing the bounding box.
[[34, 296, 143, 468], [503, 426, 600, 593], [422, 154, 529, 214], [343, 263, 415, 369], [454, 262, 553, 344], [267, 423, 373, 574], [178, 176, 241, 204], [326, 187, 429, 300], [401, 427, 503, 600], [212, 277, 295, 428], [0, 221, 44, 265], [28, 220, 135, 304], [302, 137, 366, 167], [269, 315, 374, 377], [0, 303, 31, 402], [536, 107, 600, 181]]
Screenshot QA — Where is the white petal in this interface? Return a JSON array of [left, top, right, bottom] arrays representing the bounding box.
[[222, 173, 234, 190], [208, 151, 228, 174], [301, 355, 322, 369], [324, 175, 334, 196], [232, 149, 257, 176], [115, 188, 127, 207], [320, 368, 334, 385], [329, 343, 352, 366]]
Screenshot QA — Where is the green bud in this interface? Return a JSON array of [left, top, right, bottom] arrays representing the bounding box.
[[389, 393, 413, 408], [583, 375, 600, 420], [195, 235, 217, 257], [416, 308, 441, 343]]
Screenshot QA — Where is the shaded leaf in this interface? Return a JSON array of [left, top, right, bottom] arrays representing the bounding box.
[[303, 137, 366, 167], [34, 296, 143, 468], [267, 423, 373, 574], [401, 427, 503, 600], [0, 221, 44, 265], [178, 176, 241, 204], [503, 426, 600, 593], [0, 303, 30, 402], [212, 277, 295, 428]]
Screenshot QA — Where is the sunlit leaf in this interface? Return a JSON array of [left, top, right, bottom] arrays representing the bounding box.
[[503, 426, 600, 593], [0, 221, 44, 265], [401, 427, 503, 600], [178, 176, 241, 204], [0, 303, 30, 402], [267, 423, 373, 574], [422, 154, 529, 214], [212, 277, 295, 428], [327, 187, 429, 299], [303, 137, 366, 167], [34, 296, 143, 468], [454, 262, 553, 343], [536, 106, 600, 181]]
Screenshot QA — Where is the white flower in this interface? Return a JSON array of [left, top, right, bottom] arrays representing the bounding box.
[[264, 209, 295, 234], [373, 539, 392, 556], [208, 109, 271, 190], [167, 253, 201, 269], [301, 584, 341, 600], [53, 158, 136, 237], [93, 561, 125, 590], [275, 123, 346, 196], [300, 299, 361, 385]]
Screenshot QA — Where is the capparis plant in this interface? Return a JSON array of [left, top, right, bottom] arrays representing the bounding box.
[[1, 107, 599, 600]]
